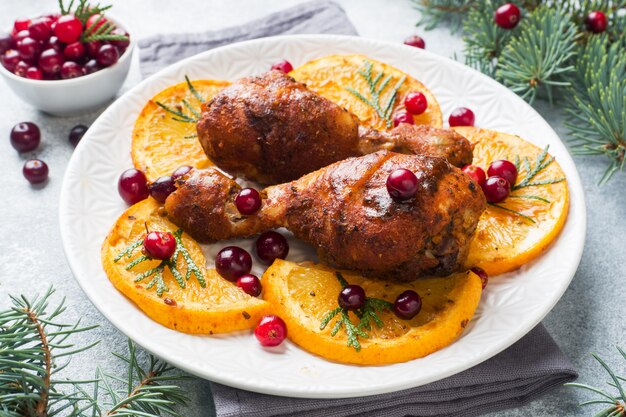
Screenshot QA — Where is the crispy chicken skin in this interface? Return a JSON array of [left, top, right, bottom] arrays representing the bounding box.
[[197, 70, 473, 184], [165, 151, 486, 281]]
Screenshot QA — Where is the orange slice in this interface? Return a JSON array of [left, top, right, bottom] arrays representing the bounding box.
[[131, 79, 230, 181], [101, 198, 269, 334], [290, 54, 442, 130], [262, 260, 482, 365], [455, 126, 570, 276]]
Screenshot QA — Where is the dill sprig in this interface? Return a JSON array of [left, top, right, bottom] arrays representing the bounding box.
[[155, 76, 205, 125], [345, 60, 406, 129], [319, 272, 393, 352]]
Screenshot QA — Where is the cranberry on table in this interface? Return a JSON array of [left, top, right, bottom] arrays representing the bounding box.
[[26, 66, 43, 80], [28, 17, 53, 42], [23, 159, 48, 184], [2, 49, 20, 71], [39, 48, 64, 74], [235, 188, 262, 215], [60, 61, 82, 79], [96, 44, 119, 67], [69, 124, 88, 146], [143, 231, 176, 260], [254, 315, 287, 347], [394, 290, 422, 320], [338, 284, 366, 311], [13, 18, 31, 34], [487, 159, 517, 187], [64, 42, 85, 60], [271, 60, 293, 73], [494, 3, 521, 29], [404, 35, 425, 49], [393, 111, 414, 127], [149, 176, 176, 203], [54, 14, 83, 43], [462, 165, 486, 186], [0, 32, 16, 54], [216, 246, 252, 281], [171, 165, 192, 180], [16, 37, 41, 61], [585, 11, 607, 33], [481, 176, 510, 203], [386, 168, 419, 201], [448, 107, 475, 127], [471, 267, 489, 289], [83, 59, 100, 75], [255, 231, 289, 265], [404, 91, 428, 115], [118, 168, 149, 205], [237, 274, 262, 297], [10, 122, 40, 152]]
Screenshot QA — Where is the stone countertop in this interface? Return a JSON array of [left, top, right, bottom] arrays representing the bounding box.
[[0, 1, 624, 416]]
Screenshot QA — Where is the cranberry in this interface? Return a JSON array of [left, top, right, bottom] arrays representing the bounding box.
[[15, 30, 30, 43], [118, 168, 149, 205], [109, 28, 130, 49], [60, 61, 82, 79], [96, 44, 119, 67], [28, 17, 52, 42], [404, 35, 425, 49], [25, 66, 43, 80], [69, 124, 88, 146], [404, 91, 428, 115], [1, 49, 20, 71], [481, 176, 510, 203], [86, 14, 108, 33], [171, 165, 192, 180], [393, 111, 414, 127], [237, 274, 262, 297], [271, 60, 293, 73], [394, 290, 422, 320], [0, 32, 16, 54], [386, 168, 418, 201], [39, 48, 64, 74], [471, 267, 489, 289], [254, 315, 287, 347], [462, 165, 486, 186], [85, 41, 101, 58], [13, 18, 31, 34], [586, 11, 607, 33], [448, 107, 475, 127], [338, 285, 366, 311], [23, 159, 48, 184], [494, 3, 521, 29], [83, 59, 100, 75], [14, 60, 29, 77], [46, 36, 63, 52], [142, 231, 176, 260], [64, 42, 85, 60], [149, 176, 176, 203], [488, 160, 517, 187], [215, 246, 252, 281], [54, 15, 82, 43], [10, 122, 41, 152], [16, 37, 41, 61], [235, 188, 262, 215], [255, 231, 289, 265]]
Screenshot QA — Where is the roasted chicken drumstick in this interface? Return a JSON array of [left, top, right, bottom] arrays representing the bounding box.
[[165, 151, 486, 281], [197, 70, 472, 184]]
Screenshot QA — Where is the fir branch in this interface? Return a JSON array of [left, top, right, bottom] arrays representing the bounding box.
[[513, 145, 563, 189], [412, 0, 471, 33], [172, 230, 205, 287], [113, 239, 143, 262]]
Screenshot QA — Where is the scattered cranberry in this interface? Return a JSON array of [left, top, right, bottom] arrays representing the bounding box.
[[64, 42, 85, 60], [494, 3, 521, 29], [271, 60, 293, 73], [143, 231, 176, 260], [215, 246, 252, 281], [0, 33, 16, 54], [28, 17, 52, 42], [86, 14, 108, 33], [38, 48, 64, 74], [16, 37, 41, 61], [471, 267, 489, 289], [237, 274, 262, 297], [96, 44, 119, 67], [1, 49, 20, 71], [13, 18, 31, 34], [25, 66, 43, 80], [54, 15, 82, 43], [393, 111, 414, 127], [171, 165, 192, 180], [462, 165, 486, 186], [255, 231, 289, 265], [83, 58, 100, 75], [338, 285, 366, 311], [487, 160, 517, 187], [149, 176, 176, 203], [46, 36, 63, 52], [14, 60, 29, 77], [386, 168, 419, 201], [235, 188, 262, 215], [404, 91, 428, 115], [23, 159, 48, 184], [118, 168, 149, 205], [69, 124, 88, 146], [448, 107, 475, 127], [10, 122, 40, 152], [60, 61, 82, 79], [481, 176, 510, 203], [109, 28, 130, 49], [394, 290, 422, 320], [585, 11, 608, 33], [404, 35, 426, 49], [254, 315, 287, 347]]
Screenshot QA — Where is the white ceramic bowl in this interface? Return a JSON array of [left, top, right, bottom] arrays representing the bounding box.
[[0, 16, 133, 116]]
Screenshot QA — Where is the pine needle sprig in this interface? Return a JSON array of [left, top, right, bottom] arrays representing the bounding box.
[[412, 0, 471, 33], [155, 77, 205, 125]]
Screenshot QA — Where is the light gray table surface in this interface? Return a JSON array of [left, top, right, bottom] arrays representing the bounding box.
[[1, 1, 624, 416]]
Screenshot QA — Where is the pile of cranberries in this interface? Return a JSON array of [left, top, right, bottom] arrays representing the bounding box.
[[0, 13, 129, 80], [463, 158, 518, 203]]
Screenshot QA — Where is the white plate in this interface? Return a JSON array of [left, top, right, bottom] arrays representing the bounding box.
[[60, 35, 586, 399]]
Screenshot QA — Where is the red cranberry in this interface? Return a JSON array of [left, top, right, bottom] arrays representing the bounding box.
[[15, 30, 30, 43], [54, 15, 82, 43], [494, 3, 521, 29], [386, 168, 418, 201], [86, 14, 108, 33], [13, 18, 31, 34], [215, 246, 252, 281], [0, 32, 16, 54], [254, 315, 287, 347], [404, 35, 425, 49], [23, 159, 48, 184], [60, 61, 82, 79], [236, 274, 262, 297], [393, 111, 414, 127], [394, 290, 422, 320], [487, 160, 517, 187], [235, 188, 262, 215], [481, 176, 510, 203], [83, 58, 100, 75], [26, 66, 43, 80], [271, 60, 293, 73], [64, 42, 85, 60], [109, 28, 130, 49], [14, 60, 29, 77], [149, 176, 176, 203], [255, 231, 289, 265], [143, 231, 176, 260], [28, 17, 53, 42], [471, 267, 489, 289], [39, 48, 64, 74], [46, 36, 63, 52], [42, 72, 59, 81], [2, 49, 20, 71], [171, 165, 192, 180], [85, 41, 101, 57], [404, 91, 428, 115], [16, 37, 41, 61], [69, 124, 88, 146], [118, 168, 149, 205], [338, 285, 366, 311], [96, 44, 119, 67], [10, 122, 40, 152], [586, 11, 608, 33], [462, 165, 486, 186], [448, 107, 475, 127]]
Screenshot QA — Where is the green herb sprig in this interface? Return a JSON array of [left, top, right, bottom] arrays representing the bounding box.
[[319, 272, 393, 352], [155, 76, 205, 140]]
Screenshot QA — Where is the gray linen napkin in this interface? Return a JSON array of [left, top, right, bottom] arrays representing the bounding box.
[[137, 1, 577, 415]]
